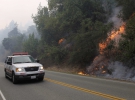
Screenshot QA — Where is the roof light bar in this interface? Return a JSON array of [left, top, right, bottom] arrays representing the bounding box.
[[12, 52, 28, 56]]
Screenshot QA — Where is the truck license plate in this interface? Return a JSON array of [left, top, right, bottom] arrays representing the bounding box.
[[31, 76, 36, 79]]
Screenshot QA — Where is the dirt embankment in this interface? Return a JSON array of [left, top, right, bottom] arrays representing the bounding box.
[[45, 65, 83, 74]]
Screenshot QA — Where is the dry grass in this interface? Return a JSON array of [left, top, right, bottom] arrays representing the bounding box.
[[45, 65, 82, 74]]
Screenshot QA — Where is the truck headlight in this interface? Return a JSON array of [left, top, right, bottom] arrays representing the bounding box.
[[16, 68, 24, 72], [39, 66, 44, 70]]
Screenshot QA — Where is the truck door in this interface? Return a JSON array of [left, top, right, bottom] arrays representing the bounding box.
[[6, 57, 12, 76]]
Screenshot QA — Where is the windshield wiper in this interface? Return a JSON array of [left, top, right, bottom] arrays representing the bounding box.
[[24, 62, 31, 63]]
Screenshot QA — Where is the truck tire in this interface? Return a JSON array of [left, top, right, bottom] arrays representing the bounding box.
[[39, 77, 44, 81], [12, 72, 18, 84]]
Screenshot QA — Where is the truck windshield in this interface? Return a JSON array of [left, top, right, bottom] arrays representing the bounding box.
[[13, 56, 36, 64]]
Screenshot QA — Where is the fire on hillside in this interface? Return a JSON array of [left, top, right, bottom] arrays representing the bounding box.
[[78, 71, 87, 75], [99, 23, 125, 54], [87, 23, 125, 76]]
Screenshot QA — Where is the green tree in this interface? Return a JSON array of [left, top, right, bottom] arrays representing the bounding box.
[[23, 34, 39, 57], [116, 0, 135, 20], [32, 0, 112, 66], [68, 20, 111, 66], [118, 15, 135, 67], [2, 27, 24, 53]]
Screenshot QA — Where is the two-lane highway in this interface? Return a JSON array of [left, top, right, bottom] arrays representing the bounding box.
[[0, 63, 135, 100]]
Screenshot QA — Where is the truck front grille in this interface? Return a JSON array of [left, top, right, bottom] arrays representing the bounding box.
[[25, 67, 39, 72]]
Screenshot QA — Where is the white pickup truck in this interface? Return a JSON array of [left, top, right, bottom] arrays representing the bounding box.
[[4, 53, 45, 84]]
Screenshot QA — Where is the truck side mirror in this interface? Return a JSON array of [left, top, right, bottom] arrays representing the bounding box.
[[35, 59, 40, 63], [7, 61, 12, 65]]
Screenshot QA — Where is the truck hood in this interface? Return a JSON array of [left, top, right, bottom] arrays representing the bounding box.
[[13, 63, 42, 68]]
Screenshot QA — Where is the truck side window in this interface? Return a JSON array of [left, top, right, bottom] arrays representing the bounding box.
[[7, 57, 12, 64]]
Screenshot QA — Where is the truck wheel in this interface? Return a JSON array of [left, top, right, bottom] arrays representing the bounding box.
[[12, 72, 17, 84], [39, 77, 44, 81]]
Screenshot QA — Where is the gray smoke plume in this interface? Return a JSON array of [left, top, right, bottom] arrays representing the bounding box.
[[108, 6, 123, 28], [106, 62, 135, 81], [104, 7, 135, 81], [0, 21, 39, 62]]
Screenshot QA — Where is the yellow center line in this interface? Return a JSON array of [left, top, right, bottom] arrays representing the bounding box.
[[44, 78, 126, 100]]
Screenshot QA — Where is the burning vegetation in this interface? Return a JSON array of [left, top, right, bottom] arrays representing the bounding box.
[[78, 71, 87, 76], [58, 38, 65, 44], [87, 23, 125, 76], [99, 23, 125, 54]]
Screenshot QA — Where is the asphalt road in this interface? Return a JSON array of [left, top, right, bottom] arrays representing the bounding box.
[[0, 63, 135, 100]]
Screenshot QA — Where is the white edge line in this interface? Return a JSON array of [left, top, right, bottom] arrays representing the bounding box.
[[0, 90, 6, 100]]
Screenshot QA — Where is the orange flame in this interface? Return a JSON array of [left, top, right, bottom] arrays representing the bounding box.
[[99, 24, 125, 54], [101, 66, 104, 69], [109, 25, 125, 40], [102, 70, 106, 74], [78, 71, 86, 75], [99, 42, 107, 54], [58, 38, 65, 44]]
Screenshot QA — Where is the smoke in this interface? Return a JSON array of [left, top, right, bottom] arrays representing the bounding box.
[[25, 25, 40, 39], [87, 5, 135, 81], [106, 62, 135, 81], [0, 20, 39, 62], [0, 21, 16, 43], [104, 7, 133, 81], [108, 6, 123, 28], [18, 20, 35, 32], [0, 45, 10, 62], [0, 21, 16, 61]]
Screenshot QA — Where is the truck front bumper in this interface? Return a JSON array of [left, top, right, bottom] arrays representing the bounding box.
[[15, 72, 45, 80]]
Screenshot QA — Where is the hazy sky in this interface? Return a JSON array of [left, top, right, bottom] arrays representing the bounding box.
[[0, 0, 48, 29]]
